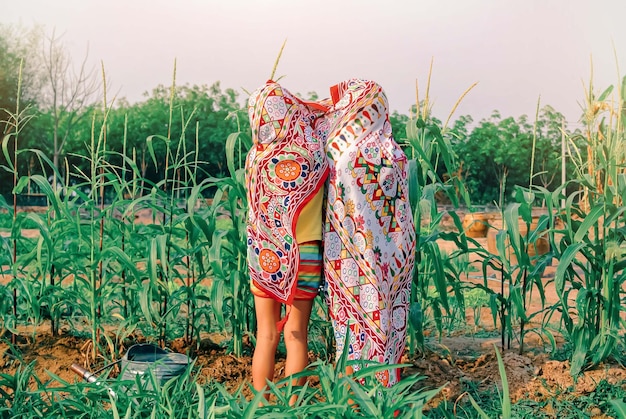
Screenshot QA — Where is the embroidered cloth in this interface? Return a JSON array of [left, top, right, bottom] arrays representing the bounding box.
[[323, 79, 416, 386], [246, 79, 415, 386], [246, 81, 329, 305]]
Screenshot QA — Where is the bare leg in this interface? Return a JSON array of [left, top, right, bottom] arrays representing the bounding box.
[[283, 298, 315, 390], [251, 296, 281, 397]]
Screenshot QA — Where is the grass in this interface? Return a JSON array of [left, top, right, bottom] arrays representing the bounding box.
[[0, 344, 443, 418]]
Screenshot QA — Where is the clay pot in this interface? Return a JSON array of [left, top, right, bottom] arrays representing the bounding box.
[[462, 212, 491, 238], [486, 215, 549, 264]]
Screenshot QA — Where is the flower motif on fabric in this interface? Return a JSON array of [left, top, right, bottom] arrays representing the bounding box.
[[344, 199, 355, 217], [354, 214, 365, 231], [254, 242, 288, 286], [363, 141, 380, 161], [260, 248, 280, 273], [267, 154, 309, 190], [276, 160, 301, 181]]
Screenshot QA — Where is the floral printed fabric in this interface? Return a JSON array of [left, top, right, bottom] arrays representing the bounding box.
[[246, 81, 329, 305], [246, 79, 415, 386], [323, 79, 415, 386]]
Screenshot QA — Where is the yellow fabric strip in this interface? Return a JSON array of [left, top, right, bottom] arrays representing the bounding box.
[[295, 187, 324, 243]]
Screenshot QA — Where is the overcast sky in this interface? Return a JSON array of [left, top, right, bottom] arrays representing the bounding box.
[[4, 0, 626, 127]]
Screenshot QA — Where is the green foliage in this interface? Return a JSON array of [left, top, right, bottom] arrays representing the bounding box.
[[204, 129, 254, 357], [456, 108, 571, 205], [403, 108, 473, 351], [535, 75, 626, 376], [0, 344, 442, 418], [71, 82, 246, 193], [476, 191, 554, 353], [0, 76, 249, 362]]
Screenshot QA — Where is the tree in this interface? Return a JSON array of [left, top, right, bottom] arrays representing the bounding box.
[[66, 82, 246, 196], [454, 107, 571, 206], [389, 110, 410, 142], [0, 24, 47, 195], [39, 29, 100, 172], [0, 25, 101, 195], [0, 24, 44, 133]]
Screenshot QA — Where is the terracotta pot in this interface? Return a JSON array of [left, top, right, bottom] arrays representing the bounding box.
[[462, 212, 491, 238], [486, 215, 549, 264]]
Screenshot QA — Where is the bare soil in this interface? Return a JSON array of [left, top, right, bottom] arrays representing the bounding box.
[[2, 326, 625, 418]]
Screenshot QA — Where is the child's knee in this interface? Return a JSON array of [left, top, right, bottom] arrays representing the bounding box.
[[283, 328, 306, 345], [256, 329, 280, 347]]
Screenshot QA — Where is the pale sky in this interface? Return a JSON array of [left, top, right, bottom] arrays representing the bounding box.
[[4, 0, 626, 127]]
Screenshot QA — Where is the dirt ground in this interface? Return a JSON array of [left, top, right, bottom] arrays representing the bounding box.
[[2, 209, 626, 418], [2, 324, 625, 418]]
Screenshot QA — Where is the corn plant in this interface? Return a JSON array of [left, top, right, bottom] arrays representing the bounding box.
[[2, 62, 226, 364], [0, 362, 46, 415], [205, 128, 254, 357], [1, 58, 36, 344], [536, 75, 626, 375], [234, 333, 444, 418], [478, 193, 553, 352], [403, 62, 475, 352]]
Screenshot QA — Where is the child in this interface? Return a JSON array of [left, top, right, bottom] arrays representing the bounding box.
[[247, 78, 415, 395], [245, 80, 329, 398]]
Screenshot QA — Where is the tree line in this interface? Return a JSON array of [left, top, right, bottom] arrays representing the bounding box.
[[1, 24, 579, 206]]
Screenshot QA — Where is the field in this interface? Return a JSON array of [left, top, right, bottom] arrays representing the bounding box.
[[1, 70, 626, 417], [2, 206, 626, 418]]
